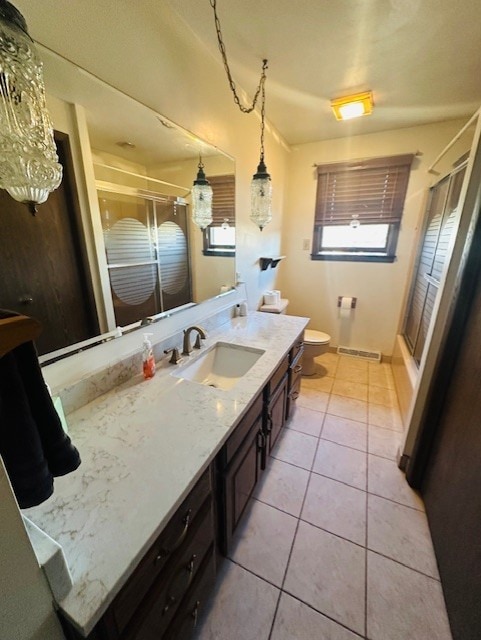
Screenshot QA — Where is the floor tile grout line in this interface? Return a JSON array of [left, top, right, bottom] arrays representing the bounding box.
[[297, 516, 368, 551], [279, 588, 366, 639], [310, 468, 368, 492], [278, 409, 327, 587], [267, 410, 328, 640], [319, 435, 368, 454], [251, 495, 303, 520], [366, 490, 426, 513], [365, 548, 442, 583]]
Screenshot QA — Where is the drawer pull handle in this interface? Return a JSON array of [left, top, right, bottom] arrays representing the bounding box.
[[257, 430, 266, 450], [291, 391, 300, 401], [192, 600, 201, 627], [266, 413, 273, 434], [155, 509, 193, 563], [294, 364, 302, 373], [162, 595, 176, 615], [162, 554, 197, 616]]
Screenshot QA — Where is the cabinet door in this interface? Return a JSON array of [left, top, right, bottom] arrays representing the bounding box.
[[266, 375, 288, 456], [220, 416, 263, 555]]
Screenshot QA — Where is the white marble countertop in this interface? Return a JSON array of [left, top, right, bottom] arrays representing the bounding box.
[[25, 312, 308, 636]]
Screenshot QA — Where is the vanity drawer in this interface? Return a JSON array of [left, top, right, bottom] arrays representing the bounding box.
[[264, 354, 289, 398], [111, 467, 212, 635], [124, 498, 215, 640], [162, 546, 216, 640], [290, 332, 305, 363], [219, 390, 263, 468]]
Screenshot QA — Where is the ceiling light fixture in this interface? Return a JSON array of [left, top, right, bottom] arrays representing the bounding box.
[[209, 0, 272, 230], [331, 91, 374, 121], [0, 0, 62, 215], [191, 155, 213, 230]]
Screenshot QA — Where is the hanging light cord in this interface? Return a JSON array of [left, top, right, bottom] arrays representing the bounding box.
[[259, 78, 266, 162], [209, 0, 268, 116]]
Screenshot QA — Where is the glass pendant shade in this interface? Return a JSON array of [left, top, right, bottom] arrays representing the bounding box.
[[250, 158, 272, 230], [191, 162, 213, 230], [0, 1, 62, 213]]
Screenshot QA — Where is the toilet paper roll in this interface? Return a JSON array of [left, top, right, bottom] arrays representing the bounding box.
[[340, 296, 353, 319], [264, 291, 278, 305]]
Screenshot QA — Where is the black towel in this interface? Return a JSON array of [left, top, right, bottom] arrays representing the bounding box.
[[0, 318, 81, 509]]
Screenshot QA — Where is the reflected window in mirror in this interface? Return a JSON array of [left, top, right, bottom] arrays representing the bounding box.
[[203, 174, 235, 257]]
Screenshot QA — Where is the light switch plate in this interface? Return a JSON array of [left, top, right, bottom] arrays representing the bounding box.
[[302, 239, 311, 251]]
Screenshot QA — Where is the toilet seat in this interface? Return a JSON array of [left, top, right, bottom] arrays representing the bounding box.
[[304, 329, 331, 345]]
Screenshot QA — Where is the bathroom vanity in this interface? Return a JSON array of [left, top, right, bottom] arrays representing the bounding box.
[[25, 312, 307, 640]]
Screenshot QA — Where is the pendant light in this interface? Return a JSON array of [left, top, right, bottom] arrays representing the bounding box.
[[191, 156, 213, 230], [250, 75, 272, 230], [209, 0, 272, 230], [0, 0, 62, 215]]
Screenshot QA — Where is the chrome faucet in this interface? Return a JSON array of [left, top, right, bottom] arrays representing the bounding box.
[[182, 326, 207, 355]]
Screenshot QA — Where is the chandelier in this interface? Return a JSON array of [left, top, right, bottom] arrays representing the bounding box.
[[0, 0, 62, 214]]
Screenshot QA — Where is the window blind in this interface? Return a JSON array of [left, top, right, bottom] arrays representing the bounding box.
[[315, 154, 413, 226], [208, 174, 235, 226]]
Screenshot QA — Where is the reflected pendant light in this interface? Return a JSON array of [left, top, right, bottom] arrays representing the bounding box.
[[209, 0, 272, 230], [191, 157, 213, 230], [0, 0, 62, 215]]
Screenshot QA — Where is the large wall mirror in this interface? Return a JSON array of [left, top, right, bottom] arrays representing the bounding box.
[[0, 46, 236, 358]]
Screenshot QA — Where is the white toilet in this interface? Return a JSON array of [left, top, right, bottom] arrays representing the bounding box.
[[302, 329, 331, 375], [259, 298, 331, 376]]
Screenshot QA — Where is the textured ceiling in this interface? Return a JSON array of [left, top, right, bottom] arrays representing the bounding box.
[[166, 0, 481, 144]]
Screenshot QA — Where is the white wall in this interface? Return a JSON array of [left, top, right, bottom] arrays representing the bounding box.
[[0, 460, 64, 640], [277, 119, 467, 356]]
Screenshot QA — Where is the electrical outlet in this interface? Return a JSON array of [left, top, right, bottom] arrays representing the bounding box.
[[302, 239, 311, 251]]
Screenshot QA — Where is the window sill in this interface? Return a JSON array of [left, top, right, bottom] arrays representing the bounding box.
[[202, 249, 236, 257], [311, 253, 396, 263]]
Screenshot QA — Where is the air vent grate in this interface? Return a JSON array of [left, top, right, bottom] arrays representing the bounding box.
[[337, 346, 381, 362]]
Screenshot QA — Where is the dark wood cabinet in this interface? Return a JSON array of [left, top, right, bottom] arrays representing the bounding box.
[[217, 392, 264, 556], [262, 354, 289, 464], [265, 375, 288, 457], [286, 335, 304, 421]]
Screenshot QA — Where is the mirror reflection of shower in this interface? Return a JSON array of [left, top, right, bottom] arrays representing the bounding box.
[[99, 190, 192, 327]]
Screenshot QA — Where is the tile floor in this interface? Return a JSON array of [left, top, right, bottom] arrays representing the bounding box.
[[193, 353, 452, 640]]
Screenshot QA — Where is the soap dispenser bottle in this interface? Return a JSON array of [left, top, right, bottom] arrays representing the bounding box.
[[142, 333, 156, 379]]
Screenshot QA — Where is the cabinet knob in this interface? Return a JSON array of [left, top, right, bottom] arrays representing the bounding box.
[[162, 595, 176, 615], [294, 364, 302, 373]]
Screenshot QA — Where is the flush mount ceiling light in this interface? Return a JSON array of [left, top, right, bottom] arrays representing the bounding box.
[[209, 0, 272, 230], [191, 156, 213, 230], [0, 0, 62, 214], [330, 91, 374, 121]]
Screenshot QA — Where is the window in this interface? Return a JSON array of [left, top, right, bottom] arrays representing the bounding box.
[[312, 154, 413, 262], [203, 174, 235, 256]]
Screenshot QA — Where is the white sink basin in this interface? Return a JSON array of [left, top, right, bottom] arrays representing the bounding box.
[[172, 342, 265, 390]]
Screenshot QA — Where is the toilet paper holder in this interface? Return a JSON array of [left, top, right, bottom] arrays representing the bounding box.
[[337, 296, 357, 309]]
